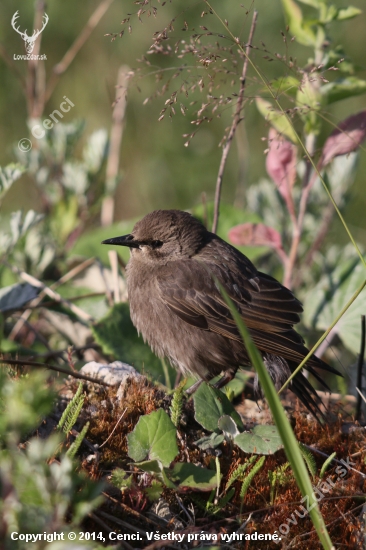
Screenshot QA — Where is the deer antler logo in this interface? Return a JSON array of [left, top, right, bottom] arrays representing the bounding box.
[[11, 11, 49, 54]]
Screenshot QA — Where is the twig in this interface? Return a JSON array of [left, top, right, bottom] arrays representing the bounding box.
[[9, 257, 95, 341], [90, 513, 134, 550], [102, 492, 161, 527], [301, 443, 366, 479], [7, 264, 94, 323], [101, 65, 130, 226], [98, 510, 148, 537], [19, 292, 106, 310], [10, 314, 54, 354], [201, 192, 208, 228], [211, 11, 258, 234], [283, 136, 318, 289], [313, 330, 336, 360], [0, 358, 111, 386], [108, 250, 121, 303], [45, 0, 115, 103], [97, 259, 114, 307], [355, 315, 366, 421], [99, 408, 127, 448], [26, 1, 47, 119]]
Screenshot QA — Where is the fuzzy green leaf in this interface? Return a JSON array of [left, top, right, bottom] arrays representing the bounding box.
[[256, 98, 298, 142], [165, 462, 220, 491], [127, 409, 178, 467], [234, 425, 283, 455], [321, 77, 366, 105], [281, 0, 317, 46], [193, 383, 244, 432]]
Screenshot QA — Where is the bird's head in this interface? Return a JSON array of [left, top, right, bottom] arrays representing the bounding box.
[[102, 209, 209, 263]]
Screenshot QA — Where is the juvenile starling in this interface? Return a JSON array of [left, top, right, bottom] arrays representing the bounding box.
[[102, 209, 340, 417]]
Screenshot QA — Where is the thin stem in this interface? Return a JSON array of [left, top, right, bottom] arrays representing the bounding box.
[[0, 358, 110, 386], [283, 134, 317, 289], [211, 10, 258, 234], [101, 65, 130, 226], [207, 2, 366, 271], [8, 257, 95, 341], [355, 315, 366, 422], [7, 264, 94, 322]]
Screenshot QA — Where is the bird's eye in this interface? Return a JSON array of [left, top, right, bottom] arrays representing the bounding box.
[[151, 240, 163, 248]]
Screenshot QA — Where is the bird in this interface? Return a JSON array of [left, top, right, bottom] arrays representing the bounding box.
[[102, 209, 340, 418]]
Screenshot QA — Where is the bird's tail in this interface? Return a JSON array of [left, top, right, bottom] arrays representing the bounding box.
[[254, 353, 341, 422]]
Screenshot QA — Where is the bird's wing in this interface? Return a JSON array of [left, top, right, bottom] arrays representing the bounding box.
[[158, 258, 340, 382], [157, 257, 303, 342], [158, 257, 302, 356]]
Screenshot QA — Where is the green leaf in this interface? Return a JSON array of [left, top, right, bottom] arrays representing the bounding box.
[[268, 76, 300, 98], [240, 456, 265, 499], [234, 425, 283, 455], [321, 77, 366, 105], [0, 283, 39, 313], [319, 452, 336, 479], [296, 75, 322, 135], [217, 283, 334, 549], [193, 383, 244, 432], [145, 480, 164, 501], [256, 98, 298, 143], [92, 303, 173, 383], [165, 462, 220, 491], [110, 468, 133, 491], [299, 443, 317, 479], [303, 257, 366, 355], [195, 433, 225, 450], [127, 409, 178, 467], [281, 0, 317, 46], [218, 415, 240, 439], [297, 0, 325, 7], [336, 7, 362, 21]]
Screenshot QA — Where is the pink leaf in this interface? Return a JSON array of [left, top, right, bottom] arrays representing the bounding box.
[[228, 223, 283, 249], [266, 128, 297, 204], [320, 110, 366, 168]]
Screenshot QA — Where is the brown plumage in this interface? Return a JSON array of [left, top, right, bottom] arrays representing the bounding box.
[[102, 209, 340, 418]]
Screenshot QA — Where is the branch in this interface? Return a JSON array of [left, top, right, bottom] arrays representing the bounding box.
[[0, 358, 110, 386], [101, 65, 130, 226], [211, 10, 258, 234], [7, 264, 94, 323], [45, 0, 115, 103], [9, 257, 95, 341], [283, 134, 317, 289]]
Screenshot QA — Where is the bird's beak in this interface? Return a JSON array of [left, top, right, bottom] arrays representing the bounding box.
[[101, 234, 141, 248]]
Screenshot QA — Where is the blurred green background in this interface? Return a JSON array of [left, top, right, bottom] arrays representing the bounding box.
[[0, 0, 365, 242]]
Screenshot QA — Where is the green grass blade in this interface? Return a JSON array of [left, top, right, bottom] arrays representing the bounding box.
[[217, 281, 334, 549]]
